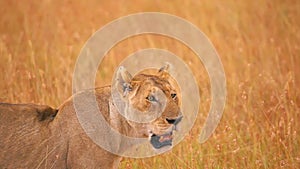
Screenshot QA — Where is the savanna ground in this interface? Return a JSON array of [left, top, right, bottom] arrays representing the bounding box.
[[0, 0, 299, 168]]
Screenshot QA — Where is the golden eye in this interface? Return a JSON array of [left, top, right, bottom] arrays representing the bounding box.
[[146, 95, 156, 102]]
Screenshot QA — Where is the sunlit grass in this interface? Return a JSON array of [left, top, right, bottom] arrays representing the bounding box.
[[0, 0, 299, 168]]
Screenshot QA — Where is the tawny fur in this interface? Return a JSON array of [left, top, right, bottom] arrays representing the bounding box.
[[0, 70, 181, 169]]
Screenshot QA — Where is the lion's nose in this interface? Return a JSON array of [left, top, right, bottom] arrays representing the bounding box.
[[166, 116, 183, 125]]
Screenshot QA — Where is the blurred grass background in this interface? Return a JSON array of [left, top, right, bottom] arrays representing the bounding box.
[[0, 0, 299, 168]]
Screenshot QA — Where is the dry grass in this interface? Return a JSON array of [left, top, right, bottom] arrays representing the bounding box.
[[0, 0, 299, 168]]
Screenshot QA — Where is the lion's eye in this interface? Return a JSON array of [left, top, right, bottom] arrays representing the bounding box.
[[171, 93, 177, 99], [146, 95, 156, 102]]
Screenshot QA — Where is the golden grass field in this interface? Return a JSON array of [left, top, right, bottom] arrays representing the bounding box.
[[0, 0, 299, 168]]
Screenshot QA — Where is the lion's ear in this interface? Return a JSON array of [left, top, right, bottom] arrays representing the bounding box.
[[158, 63, 170, 79], [116, 66, 132, 96], [158, 64, 170, 73]]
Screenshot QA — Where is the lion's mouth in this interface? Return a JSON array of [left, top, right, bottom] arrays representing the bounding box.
[[150, 131, 173, 149], [149, 116, 182, 149]]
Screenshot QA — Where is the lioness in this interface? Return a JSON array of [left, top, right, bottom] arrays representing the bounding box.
[[0, 65, 182, 169]]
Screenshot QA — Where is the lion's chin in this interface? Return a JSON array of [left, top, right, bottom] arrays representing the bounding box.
[[150, 131, 173, 149]]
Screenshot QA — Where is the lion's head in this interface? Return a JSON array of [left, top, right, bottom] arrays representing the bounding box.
[[114, 65, 183, 149]]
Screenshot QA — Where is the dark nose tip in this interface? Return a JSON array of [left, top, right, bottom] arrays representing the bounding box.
[[166, 116, 183, 125]]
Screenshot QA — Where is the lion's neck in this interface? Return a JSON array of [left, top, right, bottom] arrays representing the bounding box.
[[108, 99, 138, 137]]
